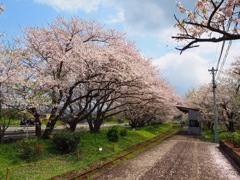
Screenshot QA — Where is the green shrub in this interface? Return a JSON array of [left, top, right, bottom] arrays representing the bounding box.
[[233, 133, 240, 147], [16, 138, 43, 160], [223, 133, 232, 141], [52, 130, 81, 153], [107, 126, 119, 142], [120, 128, 128, 137]]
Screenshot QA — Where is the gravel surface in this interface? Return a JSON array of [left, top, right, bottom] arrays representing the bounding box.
[[93, 130, 240, 180]]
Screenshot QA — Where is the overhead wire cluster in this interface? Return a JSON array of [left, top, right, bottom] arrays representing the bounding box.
[[186, 2, 239, 143], [187, 3, 239, 104], [196, 7, 238, 105], [215, 7, 240, 80], [215, 40, 232, 80]]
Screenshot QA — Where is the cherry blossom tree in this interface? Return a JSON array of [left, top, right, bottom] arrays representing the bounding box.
[[186, 60, 240, 132], [62, 38, 158, 133], [90, 59, 155, 131], [0, 47, 19, 143], [0, 4, 3, 13], [216, 57, 240, 131], [0, 3, 46, 138], [88, 52, 168, 132], [123, 63, 180, 128], [0, 4, 6, 143], [0, 4, 22, 143], [173, 0, 240, 53], [185, 84, 215, 130], [0, 45, 27, 141], [16, 17, 156, 138], [1, 13, 180, 138], [217, 84, 239, 132]]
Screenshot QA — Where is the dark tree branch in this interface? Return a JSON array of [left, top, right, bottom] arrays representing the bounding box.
[[172, 0, 240, 54], [208, 0, 224, 27]]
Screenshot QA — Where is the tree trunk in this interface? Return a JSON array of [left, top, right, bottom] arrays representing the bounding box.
[[225, 121, 235, 132], [0, 126, 3, 144], [210, 123, 214, 132], [0, 118, 10, 144], [206, 121, 214, 131], [129, 119, 137, 129], [42, 117, 57, 139], [69, 121, 77, 132], [207, 121, 211, 130], [137, 120, 145, 127], [88, 118, 103, 133], [34, 114, 42, 137], [88, 119, 94, 132], [35, 120, 42, 137], [94, 118, 102, 133], [29, 108, 42, 137], [230, 121, 235, 132], [0, 83, 3, 143]]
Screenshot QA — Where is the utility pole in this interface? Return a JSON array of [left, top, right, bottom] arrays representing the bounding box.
[[209, 67, 218, 143]]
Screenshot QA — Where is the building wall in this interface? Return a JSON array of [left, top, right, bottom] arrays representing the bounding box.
[[189, 110, 201, 121], [188, 110, 201, 135]]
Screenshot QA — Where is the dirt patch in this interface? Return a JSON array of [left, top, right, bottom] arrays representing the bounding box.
[[223, 140, 240, 153]]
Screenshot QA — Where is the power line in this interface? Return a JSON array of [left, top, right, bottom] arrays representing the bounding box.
[[206, 10, 238, 143], [190, 8, 236, 106], [216, 40, 232, 80], [214, 9, 234, 76], [213, 42, 220, 65], [215, 40, 226, 72], [215, 11, 240, 79]]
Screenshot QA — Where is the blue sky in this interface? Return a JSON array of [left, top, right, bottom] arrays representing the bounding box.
[[1, 0, 238, 96]]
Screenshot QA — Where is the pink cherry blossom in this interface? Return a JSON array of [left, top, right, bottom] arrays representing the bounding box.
[[176, 2, 186, 13], [173, 0, 240, 53]]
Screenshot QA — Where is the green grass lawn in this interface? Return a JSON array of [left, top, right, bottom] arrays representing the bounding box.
[[0, 123, 176, 179]]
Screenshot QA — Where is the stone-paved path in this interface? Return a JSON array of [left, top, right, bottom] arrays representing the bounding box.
[[92, 130, 240, 180]]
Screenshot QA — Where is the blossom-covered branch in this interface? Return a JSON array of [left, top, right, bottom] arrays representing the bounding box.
[[173, 0, 240, 54]]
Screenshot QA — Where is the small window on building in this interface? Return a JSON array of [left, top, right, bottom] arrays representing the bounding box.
[[189, 120, 199, 127]]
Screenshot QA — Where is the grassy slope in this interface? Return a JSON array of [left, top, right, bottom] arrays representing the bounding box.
[[0, 123, 175, 179]]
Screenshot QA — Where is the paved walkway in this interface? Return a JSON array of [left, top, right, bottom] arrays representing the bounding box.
[[4, 123, 127, 140], [93, 130, 240, 180]]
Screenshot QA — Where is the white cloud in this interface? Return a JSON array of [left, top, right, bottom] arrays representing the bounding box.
[[153, 39, 240, 96], [32, 0, 193, 35], [153, 52, 214, 95], [109, 0, 195, 35], [105, 8, 125, 24], [122, 1, 166, 34], [33, 0, 107, 13], [158, 27, 179, 44]]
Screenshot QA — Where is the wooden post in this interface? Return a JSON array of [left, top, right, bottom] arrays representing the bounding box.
[[6, 167, 10, 180]]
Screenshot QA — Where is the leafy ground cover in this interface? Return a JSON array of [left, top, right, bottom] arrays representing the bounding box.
[[200, 127, 240, 144], [0, 123, 175, 179]]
